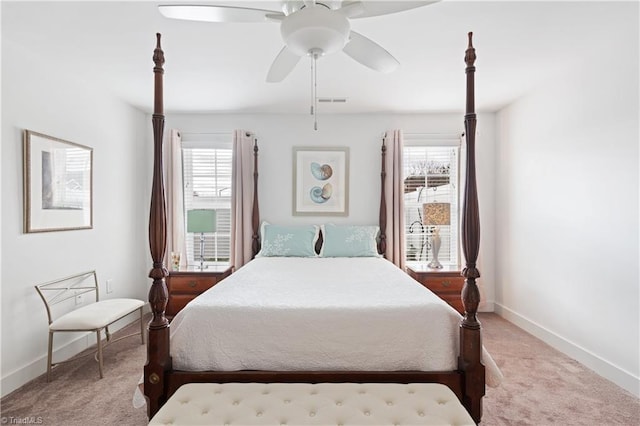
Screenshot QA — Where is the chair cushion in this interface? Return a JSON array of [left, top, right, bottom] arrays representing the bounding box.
[[49, 298, 144, 331], [148, 382, 475, 425]]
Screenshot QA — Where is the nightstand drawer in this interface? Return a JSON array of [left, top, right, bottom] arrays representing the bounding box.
[[166, 266, 232, 318], [169, 276, 218, 294], [407, 266, 465, 314], [420, 276, 464, 294]]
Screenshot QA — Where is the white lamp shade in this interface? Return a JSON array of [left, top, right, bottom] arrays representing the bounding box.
[[281, 6, 350, 56]]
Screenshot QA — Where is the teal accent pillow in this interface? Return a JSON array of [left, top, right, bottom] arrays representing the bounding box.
[[320, 224, 381, 257], [257, 222, 319, 257]]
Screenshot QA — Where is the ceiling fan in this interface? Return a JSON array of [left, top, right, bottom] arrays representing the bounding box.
[[158, 1, 440, 82]]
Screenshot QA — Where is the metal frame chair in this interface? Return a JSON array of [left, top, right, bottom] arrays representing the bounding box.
[[34, 270, 145, 381]]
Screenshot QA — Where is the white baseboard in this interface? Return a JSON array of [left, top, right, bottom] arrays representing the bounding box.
[[0, 316, 140, 398], [494, 303, 640, 398], [1, 333, 91, 398]]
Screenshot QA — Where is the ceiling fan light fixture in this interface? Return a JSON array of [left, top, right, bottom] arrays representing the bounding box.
[[281, 6, 350, 57]]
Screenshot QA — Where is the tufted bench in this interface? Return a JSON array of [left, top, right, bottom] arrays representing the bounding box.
[[148, 382, 475, 426]]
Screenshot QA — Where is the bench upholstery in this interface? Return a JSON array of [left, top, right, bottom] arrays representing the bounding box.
[[49, 298, 144, 331], [149, 382, 475, 426]]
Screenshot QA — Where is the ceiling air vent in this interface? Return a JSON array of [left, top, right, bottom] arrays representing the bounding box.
[[317, 98, 347, 103]]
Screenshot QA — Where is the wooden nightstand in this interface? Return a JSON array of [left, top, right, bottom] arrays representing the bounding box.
[[407, 264, 465, 314], [166, 265, 232, 318]]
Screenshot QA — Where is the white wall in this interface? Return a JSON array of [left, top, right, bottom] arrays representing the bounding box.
[[494, 13, 639, 396], [166, 112, 496, 310], [1, 39, 149, 396]]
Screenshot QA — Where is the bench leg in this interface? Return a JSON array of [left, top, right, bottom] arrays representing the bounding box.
[[96, 329, 104, 379], [47, 331, 54, 382], [139, 307, 145, 345]]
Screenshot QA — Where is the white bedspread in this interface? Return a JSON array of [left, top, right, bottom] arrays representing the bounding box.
[[169, 257, 502, 386]]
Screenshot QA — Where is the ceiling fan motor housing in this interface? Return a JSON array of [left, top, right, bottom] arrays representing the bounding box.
[[281, 6, 350, 57]]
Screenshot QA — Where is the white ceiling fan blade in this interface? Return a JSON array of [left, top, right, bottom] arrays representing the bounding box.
[[337, 1, 365, 18], [158, 5, 284, 23], [344, 1, 440, 19], [266, 47, 302, 82], [265, 13, 285, 22], [343, 31, 399, 73]]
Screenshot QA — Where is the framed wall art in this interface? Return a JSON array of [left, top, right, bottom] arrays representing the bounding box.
[[293, 146, 349, 216], [23, 130, 93, 233]]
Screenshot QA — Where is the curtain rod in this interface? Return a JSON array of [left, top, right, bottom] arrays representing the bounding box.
[[180, 132, 232, 136], [403, 132, 463, 139], [381, 132, 463, 140], [181, 131, 254, 138]]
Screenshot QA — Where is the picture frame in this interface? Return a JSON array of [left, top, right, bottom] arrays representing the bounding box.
[[293, 146, 349, 216], [23, 130, 93, 233]]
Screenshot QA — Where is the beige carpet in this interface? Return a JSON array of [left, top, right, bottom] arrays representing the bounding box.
[[1, 313, 638, 425]]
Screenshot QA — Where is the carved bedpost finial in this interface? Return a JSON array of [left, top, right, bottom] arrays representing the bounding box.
[[464, 32, 476, 118], [152, 33, 165, 119], [154, 33, 165, 69], [465, 32, 476, 67]]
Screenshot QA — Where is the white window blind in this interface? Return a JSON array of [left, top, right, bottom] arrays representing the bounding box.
[[403, 135, 460, 266], [182, 135, 232, 265]]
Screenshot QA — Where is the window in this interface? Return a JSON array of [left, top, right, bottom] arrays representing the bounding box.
[[181, 135, 232, 265], [403, 135, 460, 267]]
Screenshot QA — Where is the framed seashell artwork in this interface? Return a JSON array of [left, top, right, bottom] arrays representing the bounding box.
[[293, 146, 349, 216]]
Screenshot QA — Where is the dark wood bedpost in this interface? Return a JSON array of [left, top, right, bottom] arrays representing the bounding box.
[[458, 32, 485, 423], [378, 140, 387, 256], [144, 33, 172, 418], [251, 139, 260, 258]]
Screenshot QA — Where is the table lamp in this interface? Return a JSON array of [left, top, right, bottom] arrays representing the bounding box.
[[423, 202, 451, 269], [187, 209, 216, 270]]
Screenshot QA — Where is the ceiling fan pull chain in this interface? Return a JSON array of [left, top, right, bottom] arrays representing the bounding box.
[[311, 51, 319, 130], [310, 55, 314, 116]]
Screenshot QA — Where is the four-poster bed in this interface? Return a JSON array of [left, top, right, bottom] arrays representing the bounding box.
[[143, 32, 486, 423]]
